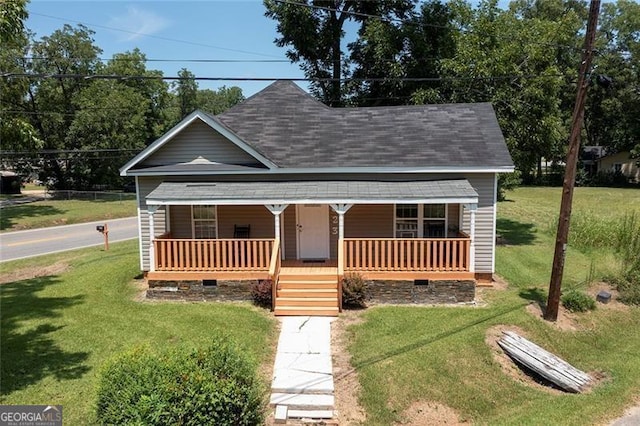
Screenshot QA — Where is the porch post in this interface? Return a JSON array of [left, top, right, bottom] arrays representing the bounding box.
[[469, 203, 477, 273], [330, 203, 353, 239], [265, 204, 288, 237], [148, 205, 159, 272]]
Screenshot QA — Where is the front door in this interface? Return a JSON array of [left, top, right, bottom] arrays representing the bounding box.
[[297, 204, 330, 259]]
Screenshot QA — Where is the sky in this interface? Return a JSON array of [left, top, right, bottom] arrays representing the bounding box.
[[25, 1, 317, 97]]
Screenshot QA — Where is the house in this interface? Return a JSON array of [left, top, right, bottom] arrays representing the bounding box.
[[121, 81, 514, 315], [597, 151, 639, 183]]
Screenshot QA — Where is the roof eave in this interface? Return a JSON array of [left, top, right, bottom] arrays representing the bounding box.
[[147, 196, 479, 206], [127, 165, 515, 177]]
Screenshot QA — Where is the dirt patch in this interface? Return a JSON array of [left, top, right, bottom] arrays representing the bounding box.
[[0, 262, 69, 284], [394, 400, 465, 425], [525, 302, 579, 331], [130, 278, 148, 301], [491, 275, 510, 290], [486, 325, 606, 395], [332, 310, 367, 425], [587, 282, 629, 312]]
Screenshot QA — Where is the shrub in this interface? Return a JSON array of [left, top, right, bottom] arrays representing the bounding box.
[[561, 290, 596, 313], [610, 270, 640, 306], [96, 337, 265, 425], [251, 279, 273, 308], [342, 273, 368, 308], [497, 171, 521, 201]]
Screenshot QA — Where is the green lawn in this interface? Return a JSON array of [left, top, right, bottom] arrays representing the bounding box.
[[347, 187, 640, 425], [0, 198, 136, 232], [0, 240, 277, 425]]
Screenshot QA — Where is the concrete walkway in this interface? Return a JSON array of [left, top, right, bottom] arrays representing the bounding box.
[[270, 316, 336, 422]]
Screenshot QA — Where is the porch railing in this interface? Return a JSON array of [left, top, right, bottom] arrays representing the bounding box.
[[153, 238, 274, 271], [268, 238, 281, 311], [343, 238, 470, 272]]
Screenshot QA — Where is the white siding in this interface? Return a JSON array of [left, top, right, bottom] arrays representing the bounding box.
[[461, 173, 496, 274], [140, 120, 259, 167], [138, 177, 167, 271]]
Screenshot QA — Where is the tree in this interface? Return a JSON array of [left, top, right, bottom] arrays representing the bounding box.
[[349, 0, 456, 106], [21, 24, 102, 188], [65, 80, 149, 189], [439, 0, 586, 182], [264, 0, 415, 106], [173, 68, 198, 119], [585, 0, 640, 158], [0, 0, 28, 45], [0, 28, 43, 161], [196, 86, 245, 115], [101, 49, 171, 143]]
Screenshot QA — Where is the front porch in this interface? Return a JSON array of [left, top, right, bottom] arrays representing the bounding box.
[[143, 179, 481, 314]]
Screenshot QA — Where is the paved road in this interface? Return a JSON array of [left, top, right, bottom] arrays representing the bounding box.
[[0, 217, 138, 262]]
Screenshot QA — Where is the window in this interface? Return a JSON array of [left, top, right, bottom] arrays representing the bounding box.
[[423, 204, 446, 237], [395, 204, 447, 238], [613, 163, 622, 173], [192, 205, 217, 239], [395, 204, 419, 238]]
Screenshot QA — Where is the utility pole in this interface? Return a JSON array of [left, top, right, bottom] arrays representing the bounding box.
[[545, 0, 601, 321]]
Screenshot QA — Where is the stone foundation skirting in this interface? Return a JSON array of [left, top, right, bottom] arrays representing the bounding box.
[[145, 278, 475, 305], [366, 279, 476, 304], [147, 279, 254, 302]]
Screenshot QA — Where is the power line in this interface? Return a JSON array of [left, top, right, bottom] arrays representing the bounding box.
[[19, 57, 290, 64], [30, 12, 283, 59], [2, 149, 140, 154], [1, 73, 567, 83]]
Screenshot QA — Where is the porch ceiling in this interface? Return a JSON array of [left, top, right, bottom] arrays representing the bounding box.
[[145, 180, 478, 205]]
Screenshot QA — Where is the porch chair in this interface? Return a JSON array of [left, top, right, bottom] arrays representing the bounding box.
[[234, 224, 251, 239]]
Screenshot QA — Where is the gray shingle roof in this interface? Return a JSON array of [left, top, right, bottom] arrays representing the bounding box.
[[215, 80, 512, 169], [146, 179, 479, 204]]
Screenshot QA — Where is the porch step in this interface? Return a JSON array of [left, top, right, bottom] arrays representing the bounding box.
[[278, 280, 337, 289], [274, 306, 339, 316], [276, 297, 338, 308], [278, 288, 338, 298], [278, 273, 337, 281]]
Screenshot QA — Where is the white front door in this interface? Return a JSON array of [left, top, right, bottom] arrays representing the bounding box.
[[297, 204, 330, 259]]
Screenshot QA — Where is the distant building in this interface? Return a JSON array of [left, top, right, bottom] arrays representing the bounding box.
[[0, 171, 21, 195], [597, 151, 639, 183]]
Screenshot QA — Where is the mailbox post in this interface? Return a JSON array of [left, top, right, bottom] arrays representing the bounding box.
[[96, 223, 109, 251]]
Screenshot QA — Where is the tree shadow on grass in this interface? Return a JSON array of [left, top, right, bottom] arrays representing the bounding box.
[[496, 218, 536, 245], [0, 276, 89, 394], [0, 205, 63, 231], [518, 287, 547, 310]]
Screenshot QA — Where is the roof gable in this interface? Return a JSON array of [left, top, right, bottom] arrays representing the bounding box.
[[120, 111, 276, 176]]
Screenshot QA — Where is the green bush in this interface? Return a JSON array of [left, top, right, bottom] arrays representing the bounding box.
[[497, 171, 521, 201], [96, 337, 265, 425], [251, 279, 273, 308], [342, 273, 368, 308], [610, 270, 640, 306], [561, 290, 596, 313]]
